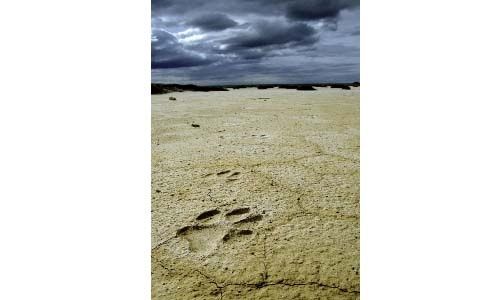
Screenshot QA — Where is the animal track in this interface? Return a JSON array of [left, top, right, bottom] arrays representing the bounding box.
[[225, 207, 251, 222], [176, 207, 264, 254], [216, 170, 231, 176], [209, 169, 242, 182], [234, 214, 263, 224], [196, 209, 220, 221], [226, 207, 250, 216]]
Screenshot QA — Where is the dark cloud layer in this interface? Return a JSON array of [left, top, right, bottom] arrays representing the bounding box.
[[151, 30, 214, 68], [222, 21, 318, 50], [152, 0, 359, 84], [286, 0, 355, 21], [188, 13, 238, 31]]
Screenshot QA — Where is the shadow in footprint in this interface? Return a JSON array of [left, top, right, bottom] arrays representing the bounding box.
[[226, 207, 250, 216], [234, 214, 263, 224], [225, 207, 250, 222], [196, 209, 220, 221], [216, 170, 231, 176]]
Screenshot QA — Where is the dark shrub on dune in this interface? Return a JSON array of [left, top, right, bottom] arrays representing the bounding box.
[[276, 84, 315, 90], [277, 85, 297, 89], [296, 85, 316, 91], [152, 82, 357, 94], [330, 84, 351, 90], [151, 84, 166, 95], [151, 83, 228, 94], [193, 86, 229, 92]]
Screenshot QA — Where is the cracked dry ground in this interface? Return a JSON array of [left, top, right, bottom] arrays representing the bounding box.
[[152, 87, 359, 299]]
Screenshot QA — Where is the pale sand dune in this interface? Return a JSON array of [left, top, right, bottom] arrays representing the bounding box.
[[152, 87, 359, 299]]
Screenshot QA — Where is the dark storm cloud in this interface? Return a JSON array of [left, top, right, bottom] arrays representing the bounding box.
[[151, 0, 360, 83], [151, 30, 215, 68], [152, 56, 214, 69], [152, 0, 359, 19], [285, 0, 356, 21], [221, 21, 318, 50], [152, 58, 359, 85], [188, 13, 238, 31]]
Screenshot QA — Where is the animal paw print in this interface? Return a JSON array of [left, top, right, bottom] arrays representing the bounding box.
[[217, 170, 241, 183], [175, 207, 263, 254], [201, 170, 242, 183]]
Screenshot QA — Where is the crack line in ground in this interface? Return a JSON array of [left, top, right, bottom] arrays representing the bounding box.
[[207, 188, 213, 202], [192, 269, 359, 299], [152, 236, 174, 251], [194, 269, 224, 300], [261, 233, 269, 282]]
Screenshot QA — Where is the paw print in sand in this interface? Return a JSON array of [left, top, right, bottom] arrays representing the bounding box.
[[201, 169, 242, 183], [176, 207, 263, 254]]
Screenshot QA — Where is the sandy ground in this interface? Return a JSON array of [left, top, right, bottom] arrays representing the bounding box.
[[152, 87, 359, 299]]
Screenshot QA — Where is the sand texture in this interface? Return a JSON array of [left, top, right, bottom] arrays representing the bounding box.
[[152, 87, 360, 299]]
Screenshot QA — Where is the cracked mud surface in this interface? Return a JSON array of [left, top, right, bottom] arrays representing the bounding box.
[[152, 87, 359, 299]]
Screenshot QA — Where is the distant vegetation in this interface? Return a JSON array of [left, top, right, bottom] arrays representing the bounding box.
[[151, 84, 229, 94], [151, 82, 360, 94]]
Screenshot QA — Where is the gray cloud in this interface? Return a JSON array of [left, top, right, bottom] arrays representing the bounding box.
[[152, 0, 359, 19], [151, 0, 359, 83], [188, 13, 238, 31], [222, 21, 318, 50], [286, 0, 357, 21], [151, 30, 215, 68]]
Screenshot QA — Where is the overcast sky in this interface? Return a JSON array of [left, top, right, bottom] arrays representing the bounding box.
[[152, 0, 359, 85]]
